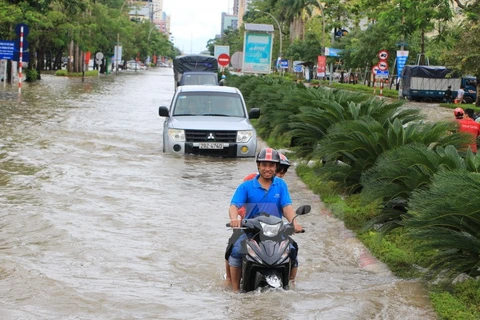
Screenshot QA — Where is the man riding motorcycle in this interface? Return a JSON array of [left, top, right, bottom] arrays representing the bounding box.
[[224, 152, 293, 287], [227, 148, 303, 292]]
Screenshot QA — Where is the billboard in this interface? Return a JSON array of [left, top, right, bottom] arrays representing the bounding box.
[[242, 32, 273, 74], [214, 45, 230, 59]]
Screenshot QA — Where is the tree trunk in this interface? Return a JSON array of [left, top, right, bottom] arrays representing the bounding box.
[[75, 43, 80, 73], [68, 40, 74, 72], [476, 77, 480, 107]]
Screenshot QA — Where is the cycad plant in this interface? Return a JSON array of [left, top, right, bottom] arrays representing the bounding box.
[[360, 144, 479, 234], [316, 119, 467, 194], [247, 82, 298, 139], [289, 88, 422, 159], [404, 170, 480, 280]]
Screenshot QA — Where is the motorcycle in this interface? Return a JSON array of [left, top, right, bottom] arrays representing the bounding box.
[[227, 205, 311, 292]]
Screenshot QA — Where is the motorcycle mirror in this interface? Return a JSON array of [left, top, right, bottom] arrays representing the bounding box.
[[295, 205, 311, 215]]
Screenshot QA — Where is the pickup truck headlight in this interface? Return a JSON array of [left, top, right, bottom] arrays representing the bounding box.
[[237, 130, 253, 143], [168, 129, 185, 142]]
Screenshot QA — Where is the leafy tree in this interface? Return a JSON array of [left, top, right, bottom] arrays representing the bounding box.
[[273, 0, 322, 42], [285, 31, 322, 62], [442, 22, 480, 105]]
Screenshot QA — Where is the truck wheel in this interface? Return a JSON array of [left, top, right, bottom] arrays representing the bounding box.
[[423, 97, 433, 103], [463, 96, 474, 104]]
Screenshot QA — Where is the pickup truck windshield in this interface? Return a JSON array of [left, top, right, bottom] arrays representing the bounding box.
[[173, 92, 246, 117]]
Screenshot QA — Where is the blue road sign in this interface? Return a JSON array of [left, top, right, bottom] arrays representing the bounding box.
[[15, 23, 29, 36], [375, 70, 389, 78], [14, 51, 29, 62], [280, 59, 288, 68], [0, 40, 15, 60], [396, 51, 409, 76]]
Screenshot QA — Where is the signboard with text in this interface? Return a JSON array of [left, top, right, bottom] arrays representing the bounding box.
[[325, 47, 341, 57], [317, 55, 326, 76], [214, 45, 230, 59], [279, 59, 288, 68], [396, 50, 409, 77], [242, 32, 273, 74], [0, 40, 15, 60], [376, 70, 389, 78]]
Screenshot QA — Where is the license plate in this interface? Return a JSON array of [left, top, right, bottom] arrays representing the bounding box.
[[199, 143, 224, 149]]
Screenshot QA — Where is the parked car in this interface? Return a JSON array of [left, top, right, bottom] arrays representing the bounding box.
[[126, 60, 146, 70], [158, 85, 260, 157]]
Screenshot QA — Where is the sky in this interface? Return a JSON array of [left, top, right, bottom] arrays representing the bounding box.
[[163, 0, 233, 55]]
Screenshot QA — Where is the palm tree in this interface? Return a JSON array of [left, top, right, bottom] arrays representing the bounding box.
[[277, 0, 323, 42]]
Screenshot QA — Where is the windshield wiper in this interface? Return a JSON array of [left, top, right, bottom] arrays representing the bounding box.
[[202, 113, 232, 117]]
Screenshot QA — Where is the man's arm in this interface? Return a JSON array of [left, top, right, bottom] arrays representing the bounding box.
[[283, 205, 303, 232], [229, 205, 241, 228]]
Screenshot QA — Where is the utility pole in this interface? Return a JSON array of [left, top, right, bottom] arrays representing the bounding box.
[[254, 9, 282, 73]]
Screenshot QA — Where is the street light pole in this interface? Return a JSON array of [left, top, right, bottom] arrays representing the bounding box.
[[318, 4, 325, 57], [254, 9, 282, 67]]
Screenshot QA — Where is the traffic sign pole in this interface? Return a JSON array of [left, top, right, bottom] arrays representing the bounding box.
[[18, 25, 23, 96]]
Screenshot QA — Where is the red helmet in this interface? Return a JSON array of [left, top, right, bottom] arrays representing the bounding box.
[[279, 153, 291, 167], [256, 148, 280, 163], [454, 107, 464, 118]]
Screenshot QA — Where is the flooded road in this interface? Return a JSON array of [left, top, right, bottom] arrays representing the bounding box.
[[0, 68, 435, 319]]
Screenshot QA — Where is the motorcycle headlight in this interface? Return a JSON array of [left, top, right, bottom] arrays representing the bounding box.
[[260, 222, 281, 237], [168, 129, 185, 142], [246, 243, 263, 264], [236, 130, 253, 143]]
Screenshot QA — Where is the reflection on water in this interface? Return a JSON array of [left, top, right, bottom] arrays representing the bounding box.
[[0, 69, 435, 319]]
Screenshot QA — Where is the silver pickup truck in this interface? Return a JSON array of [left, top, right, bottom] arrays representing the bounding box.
[[159, 85, 260, 157]]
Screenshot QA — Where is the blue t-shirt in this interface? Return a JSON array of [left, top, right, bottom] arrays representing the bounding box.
[[230, 175, 292, 219]]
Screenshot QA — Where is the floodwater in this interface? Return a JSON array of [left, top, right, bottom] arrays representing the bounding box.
[[0, 68, 436, 319]]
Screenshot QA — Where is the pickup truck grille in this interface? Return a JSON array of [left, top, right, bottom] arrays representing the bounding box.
[[185, 130, 237, 143]]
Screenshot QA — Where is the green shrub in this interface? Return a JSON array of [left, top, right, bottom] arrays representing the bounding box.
[[430, 280, 480, 320], [55, 70, 98, 77], [25, 68, 38, 82]]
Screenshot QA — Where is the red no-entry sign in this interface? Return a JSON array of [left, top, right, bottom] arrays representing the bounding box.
[[218, 53, 230, 67]]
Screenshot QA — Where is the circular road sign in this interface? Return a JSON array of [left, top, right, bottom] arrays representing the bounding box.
[[218, 53, 230, 67], [378, 60, 389, 71], [372, 65, 380, 74], [15, 23, 30, 36], [95, 52, 104, 60], [378, 50, 389, 60]]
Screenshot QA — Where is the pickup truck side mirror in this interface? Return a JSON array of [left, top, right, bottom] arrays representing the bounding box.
[[248, 108, 260, 119], [159, 106, 170, 117]]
